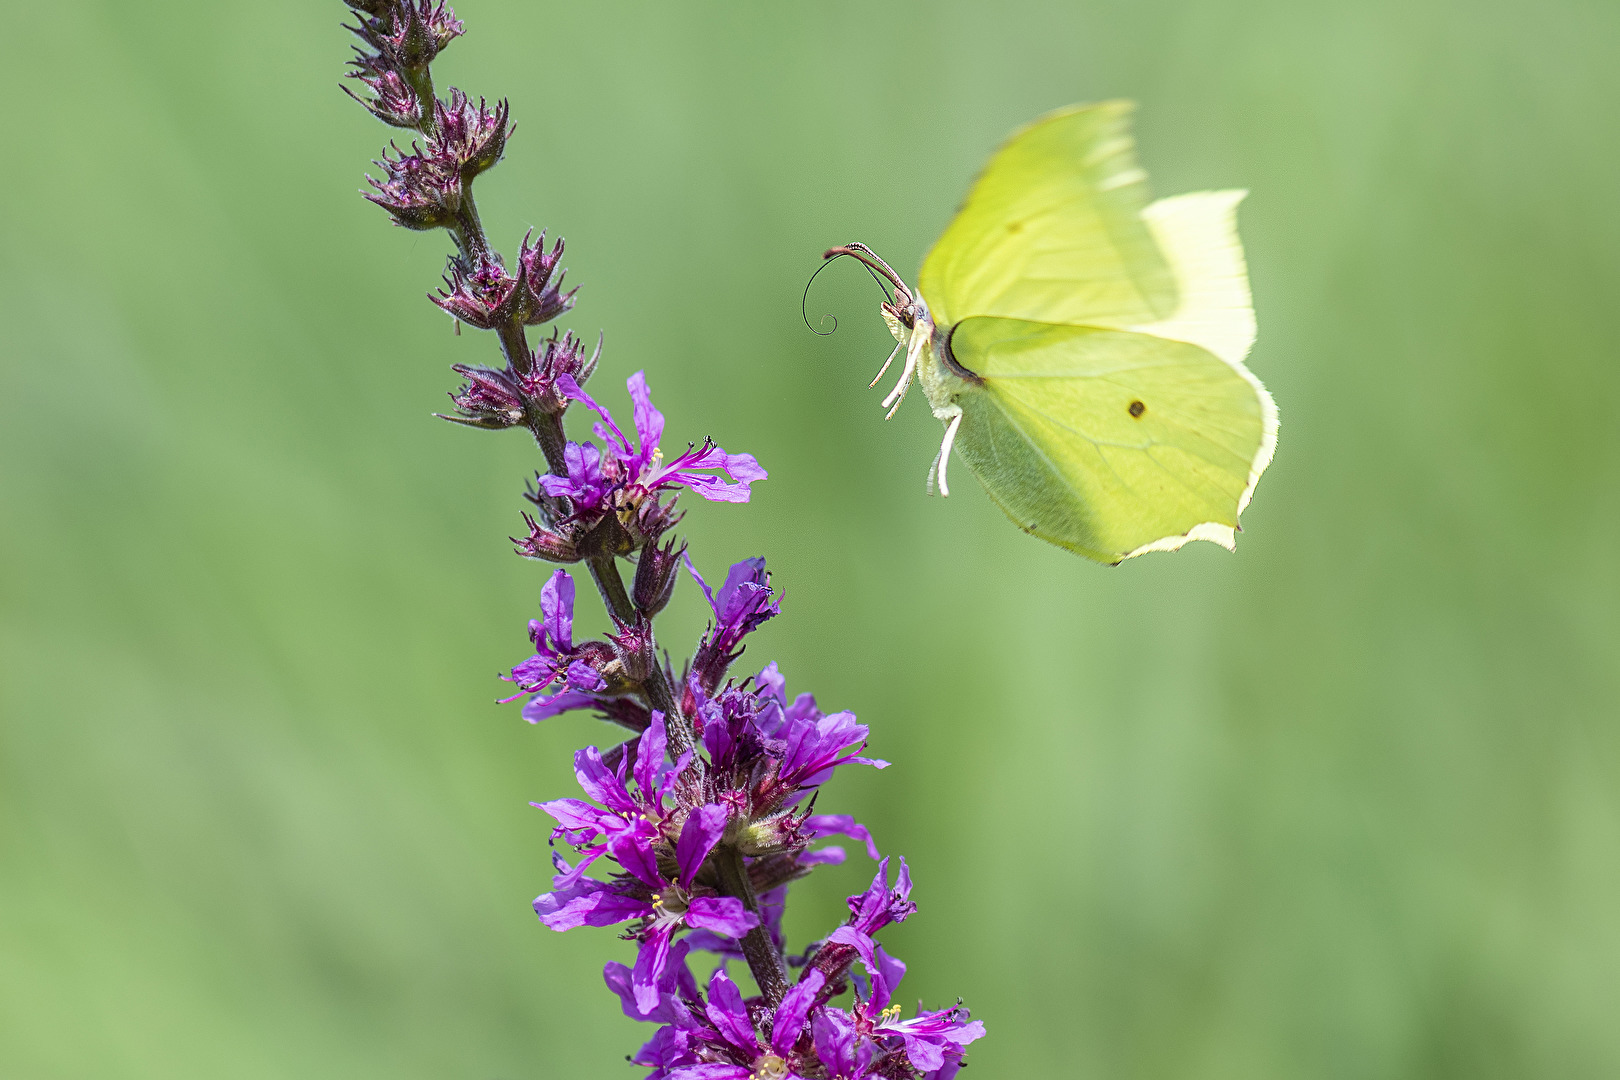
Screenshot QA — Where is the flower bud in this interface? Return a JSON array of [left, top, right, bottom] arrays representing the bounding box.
[[432, 254, 516, 330], [735, 810, 808, 857], [512, 511, 581, 563], [434, 91, 509, 179], [343, 66, 423, 128], [608, 616, 656, 684], [633, 537, 685, 617], [525, 330, 597, 412], [364, 143, 460, 229], [440, 363, 524, 429], [515, 231, 576, 326]]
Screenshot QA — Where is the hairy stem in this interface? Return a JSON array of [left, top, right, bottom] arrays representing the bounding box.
[[714, 845, 790, 1008], [525, 410, 698, 761]]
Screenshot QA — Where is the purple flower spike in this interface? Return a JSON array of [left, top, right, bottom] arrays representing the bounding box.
[[333, 1, 985, 1073]]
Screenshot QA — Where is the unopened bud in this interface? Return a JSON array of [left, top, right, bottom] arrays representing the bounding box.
[[633, 537, 685, 617]]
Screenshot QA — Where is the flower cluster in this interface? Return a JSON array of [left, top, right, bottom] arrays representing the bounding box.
[[518, 555, 982, 1077], [336, 3, 984, 1076]]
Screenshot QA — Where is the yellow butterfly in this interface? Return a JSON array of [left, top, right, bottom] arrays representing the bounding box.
[[825, 102, 1277, 564]]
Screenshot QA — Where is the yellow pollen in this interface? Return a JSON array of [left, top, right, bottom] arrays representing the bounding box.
[[752, 1055, 789, 1080]]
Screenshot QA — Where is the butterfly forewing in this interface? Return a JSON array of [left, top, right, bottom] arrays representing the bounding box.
[[918, 102, 1177, 328]]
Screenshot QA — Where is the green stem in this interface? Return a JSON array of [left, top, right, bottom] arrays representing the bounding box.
[[714, 846, 790, 1008]]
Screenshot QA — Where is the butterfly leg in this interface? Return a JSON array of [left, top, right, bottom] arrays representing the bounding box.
[[881, 328, 927, 419], [868, 341, 903, 389], [927, 405, 964, 497]]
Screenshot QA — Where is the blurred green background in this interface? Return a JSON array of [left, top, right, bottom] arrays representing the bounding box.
[[3, 0, 1618, 1077]]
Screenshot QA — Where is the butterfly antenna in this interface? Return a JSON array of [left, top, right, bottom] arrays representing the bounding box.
[[800, 256, 841, 336]]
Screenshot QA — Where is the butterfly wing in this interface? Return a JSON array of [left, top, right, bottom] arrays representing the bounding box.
[[948, 317, 1271, 562], [918, 101, 1177, 329]]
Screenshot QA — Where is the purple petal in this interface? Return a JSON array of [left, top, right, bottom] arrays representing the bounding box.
[[627, 370, 665, 470], [605, 961, 676, 1024], [723, 452, 766, 484], [756, 662, 787, 706], [870, 946, 906, 1012], [566, 659, 608, 692], [825, 925, 875, 971], [537, 472, 578, 498], [573, 746, 636, 815], [717, 558, 767, 616], [522, 689, 597, 724], [632, 1025, 685, 1070], [534, 881, 647, 930], [533, 797, 617, 839], [812, 1007, 858, 1079], [539, 570, 574, 651], [770, 969, 825, 1057], [684, 896, 759, 938], [675, 804, 729, 887], [704, 968, 760, 1057], [903, 1035, 947, 1073], [611, 830, 664, 890], [556, 374, 632, 458], [549, 845, 606, 889], [510, 650, 560, 691], [667, 1067, 751, 1080], [798, 846, 846, 866], [805, 814, 881, 861], [632, 927, 673, 1016], [635, 712, 668, 797]]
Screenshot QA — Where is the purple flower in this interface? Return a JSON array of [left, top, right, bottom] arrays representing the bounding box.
[[855, 947, 984, 1075], [687, 558, 780, 690], [535, 786, 759, 1016], [604, 937, 702, 1027], [538, 373, 765, 535], [803, 946, 983, 1080], [815, 858, 915, 980], [750, 663, 889, 798], [501, 570, 588, 716], [653, 967, 828, 1080]]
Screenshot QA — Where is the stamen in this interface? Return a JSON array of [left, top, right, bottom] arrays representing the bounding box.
[[936, 410, 963, 497]]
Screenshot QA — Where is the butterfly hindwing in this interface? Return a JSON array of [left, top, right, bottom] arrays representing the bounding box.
[[947, 317, 1267, 561]]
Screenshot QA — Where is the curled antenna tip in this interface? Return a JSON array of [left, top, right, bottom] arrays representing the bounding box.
[[801, 256, 843, 336]]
